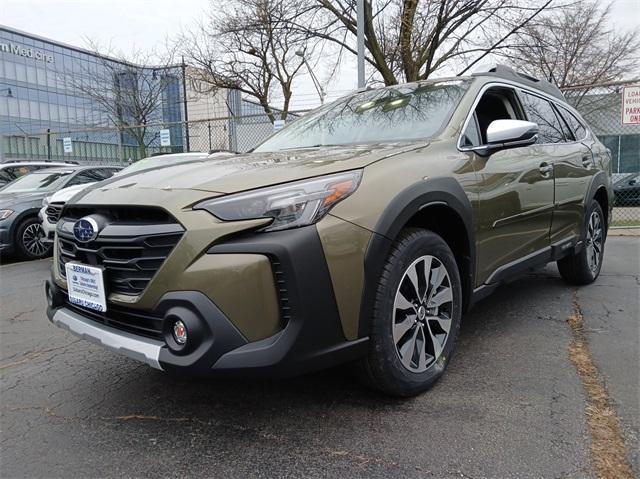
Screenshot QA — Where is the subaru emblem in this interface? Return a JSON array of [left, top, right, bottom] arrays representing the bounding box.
[[73, 216, 99, 243]]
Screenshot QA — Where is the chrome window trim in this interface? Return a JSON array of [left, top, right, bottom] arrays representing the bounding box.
[[456, 79, 592, 152]]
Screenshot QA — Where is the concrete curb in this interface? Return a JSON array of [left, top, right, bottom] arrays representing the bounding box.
[[609, 228, 640, 236]]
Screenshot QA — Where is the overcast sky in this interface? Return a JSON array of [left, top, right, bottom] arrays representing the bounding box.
[[3, 0, 638, 110]]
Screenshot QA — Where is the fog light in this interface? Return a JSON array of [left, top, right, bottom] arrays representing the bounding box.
[[172, 320, 188, 345]]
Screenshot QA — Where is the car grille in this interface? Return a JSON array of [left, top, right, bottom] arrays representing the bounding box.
[[57, 206, 184, 297], [45, 202, 65, 223], [64, 298, 164, 340]]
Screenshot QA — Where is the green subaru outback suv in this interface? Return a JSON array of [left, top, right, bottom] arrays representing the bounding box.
[[45, 66, 612, 396]]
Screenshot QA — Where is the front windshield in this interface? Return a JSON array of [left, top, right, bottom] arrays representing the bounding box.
[[0, 171, 72, 193], [256, 80, 469, 152]]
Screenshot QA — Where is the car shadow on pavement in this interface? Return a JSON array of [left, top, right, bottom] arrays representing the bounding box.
[[77, 266, 568, 417]]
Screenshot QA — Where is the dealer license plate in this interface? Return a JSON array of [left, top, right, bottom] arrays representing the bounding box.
[[65, 262, 107, 312]]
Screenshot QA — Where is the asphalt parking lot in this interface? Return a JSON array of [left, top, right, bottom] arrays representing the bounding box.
[[0, 237, 638, 479]]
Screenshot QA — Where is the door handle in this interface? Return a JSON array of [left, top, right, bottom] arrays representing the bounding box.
[[539, 162, 553, 176], [582, 155, 592, 167]]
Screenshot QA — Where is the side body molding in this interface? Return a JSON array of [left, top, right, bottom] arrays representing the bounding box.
[[357, 177, 476, 338]]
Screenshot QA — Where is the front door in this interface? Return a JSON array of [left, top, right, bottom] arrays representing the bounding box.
[[461, 85, 555, 285], [473, 144, 555, 284]]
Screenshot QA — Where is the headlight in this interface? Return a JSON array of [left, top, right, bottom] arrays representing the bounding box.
[[195, 170, 362, 232], [42, 196, 51, 207], [0, 209, 14, 221]]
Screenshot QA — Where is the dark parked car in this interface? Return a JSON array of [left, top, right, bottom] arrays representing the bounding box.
[[613, 173, 640, 206], [0, 161, 78, 187], [0, 165, 120, 259]]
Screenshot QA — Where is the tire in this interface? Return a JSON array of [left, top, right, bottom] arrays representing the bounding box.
[[15, 216, 52, 260], [557, 201, 605, 285], [357, 228, 462, 397]]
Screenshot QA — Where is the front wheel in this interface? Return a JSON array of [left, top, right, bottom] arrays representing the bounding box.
[[357, 229, 462, 397], [557, 201, 606, 285], [15, 217, 52, 260]]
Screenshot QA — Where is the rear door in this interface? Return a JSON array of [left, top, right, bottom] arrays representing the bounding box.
[[518, 91, 594, 244]]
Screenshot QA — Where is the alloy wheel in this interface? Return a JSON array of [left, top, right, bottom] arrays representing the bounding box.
[[585, 210, 603, 273], [22, 223, 48, 257], [393, 255, 453, 373]]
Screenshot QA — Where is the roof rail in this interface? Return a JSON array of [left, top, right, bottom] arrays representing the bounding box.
[[472, 64, 565, 101]]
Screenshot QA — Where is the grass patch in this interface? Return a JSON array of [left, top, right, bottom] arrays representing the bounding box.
[[611, 219, 640, 227], [568, 291, 634, 479]]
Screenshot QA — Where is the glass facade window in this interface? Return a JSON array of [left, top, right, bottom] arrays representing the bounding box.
[[1, 26, 185, 161]]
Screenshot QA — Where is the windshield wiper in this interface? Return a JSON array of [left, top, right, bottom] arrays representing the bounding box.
[[279, 144, 342, 151]]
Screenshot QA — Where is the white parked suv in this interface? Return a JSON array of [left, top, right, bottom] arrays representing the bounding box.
[[39, 152, 226, 243], [39, 183, 92, 243]]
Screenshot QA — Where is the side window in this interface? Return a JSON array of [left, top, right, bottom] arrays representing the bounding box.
[[553, 105, 575, 142], [461, 114, 482, 147], [557, 106, 587, 141], [99, 168, 118, 179], [468, 86, 523, 145], [520, 92, 566, 144], [66, 171, 98, 187], [7, 165, 34, 179]]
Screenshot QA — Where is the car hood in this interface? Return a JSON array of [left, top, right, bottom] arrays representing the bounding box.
[[82, 143, 427, 196], [48, 183, 95, 203], [0, 191, 49, 208]]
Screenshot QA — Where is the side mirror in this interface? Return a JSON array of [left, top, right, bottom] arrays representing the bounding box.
[[471, 120, 539, 156], [487, 119, 539, 145]]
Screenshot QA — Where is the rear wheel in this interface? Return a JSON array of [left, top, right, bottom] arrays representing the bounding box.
[[357, 229, 462, 397], [557, 201, 605, 285], [15, 217, 52, 260]]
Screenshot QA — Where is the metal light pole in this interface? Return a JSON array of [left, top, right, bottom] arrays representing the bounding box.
[[181, 56, 190, 152], [357, 0, 365, 88], [295, 50, 325, 105]]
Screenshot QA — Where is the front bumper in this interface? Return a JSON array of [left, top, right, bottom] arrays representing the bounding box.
[[38, 206, 56, 243], [0, 222, 13, 255], [46, 225, 369, 377], [49, 307, 164, 369]]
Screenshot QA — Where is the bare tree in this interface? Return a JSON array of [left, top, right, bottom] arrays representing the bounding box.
[[292, 0, 555, 86], [502, 0, 639, 103], [68, 42, 180, 158], [180, 0, 315, 122]]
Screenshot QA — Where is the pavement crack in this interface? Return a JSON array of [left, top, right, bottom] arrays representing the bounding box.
[[567, 289, 634, 479], [0, 340, 81, 371], [3, 308, 40, 322]]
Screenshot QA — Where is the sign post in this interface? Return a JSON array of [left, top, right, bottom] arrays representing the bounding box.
[[622, 85, 640, 125]]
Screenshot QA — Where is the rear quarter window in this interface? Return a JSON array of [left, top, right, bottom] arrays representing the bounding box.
[[557, 106, 588, 141]]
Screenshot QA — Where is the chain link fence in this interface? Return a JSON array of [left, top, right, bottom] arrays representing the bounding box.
[[2, 83, 638, 226], [562, 80, 640, 227], [0, 111, 304, 166]]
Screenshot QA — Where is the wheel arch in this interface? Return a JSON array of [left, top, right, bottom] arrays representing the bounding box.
[[10, 208, 41, 242], [584, 171, 612, 230], [358, 177, 476, 338]]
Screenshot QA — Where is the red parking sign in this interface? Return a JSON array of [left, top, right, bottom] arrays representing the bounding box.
[[622, 85, 640, 124]]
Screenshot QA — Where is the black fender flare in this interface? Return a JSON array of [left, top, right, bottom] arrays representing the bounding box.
[[584, 171, 611, 206], [357, 177, 476, 338], [584, 171, 612, 226]]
